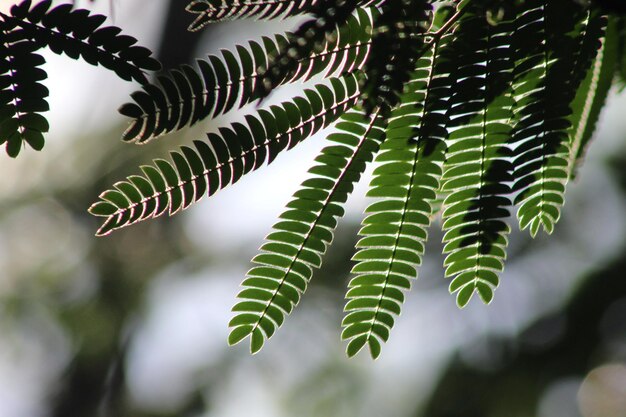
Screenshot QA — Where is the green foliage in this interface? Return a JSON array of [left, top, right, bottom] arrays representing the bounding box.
[[119, 8, 374, 143], [511, 0, 581, 237], [343, 33, 449, 357], [3, 0, 624, 358], [0, 0, 159, 157], [439, 2, 514, 307], [230, 109, 385, 353], [92, 75, 360, 235], [569, 12, 617, 175]]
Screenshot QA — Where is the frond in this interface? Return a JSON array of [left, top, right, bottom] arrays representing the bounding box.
[[228, 109, 385, 354], [440, 6, 514, 307], [90, 75, 359, 235], [120, 9, 374, 143], [568, 13, 613, 178], [342, 35, 450, 359], [511, 0, 595, 237], [0, 0, 160, 156], [0, 32, 48, 157], [1, 0, 160, 84]]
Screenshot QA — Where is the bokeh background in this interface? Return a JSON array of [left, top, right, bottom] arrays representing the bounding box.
[[0, 1, 625, 416]]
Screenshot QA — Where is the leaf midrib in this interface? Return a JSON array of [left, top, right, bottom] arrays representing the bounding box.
[[250, 109, 381, 336], [103, 86, 361, 229]]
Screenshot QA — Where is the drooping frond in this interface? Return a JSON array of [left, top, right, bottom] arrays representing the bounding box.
[[185, 0, 382, 30], [440, 5, 514, 307], [119, 9, 373, 143], [229, 109, 385, 353], [571, 9, 608, 86], [568, 13, 614, 178], [0, 32, 48, 157], [0, 0, 160, 156], [511, 0, 597, 237], [90, 75, 359, 235], [342, 35, 451, 358], [1, 0, 160, 84]]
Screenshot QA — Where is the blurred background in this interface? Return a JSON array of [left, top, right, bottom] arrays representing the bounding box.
[[1, 1, 625, 416]]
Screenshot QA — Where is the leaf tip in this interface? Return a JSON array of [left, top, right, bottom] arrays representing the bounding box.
[[345, 335, 367, 358], [228, 324, 253, 347], [250, 328, 264, 354]]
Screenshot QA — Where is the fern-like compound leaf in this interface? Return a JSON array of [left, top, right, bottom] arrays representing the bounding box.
[[1, 0, 160, 84], [120, 9, 373, 143], [0, 31, 48, 157], [512, 0, 591, 237], [90, 75, 359, 235], [0, 0, 160, 156], [229, 109, 385, 353], [568, 13, 613, 178], [343, 36, 450, 358], [440, 6, 514, 307]]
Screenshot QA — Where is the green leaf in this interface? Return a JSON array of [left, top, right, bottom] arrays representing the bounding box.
[[93, 75, 359, 235], [343, 32, 451, 358], [230, 109, 385, 354], [120, 11, 373, 143], [250, 328, 265, 354], [346, 335, 368, 358], [228, 324, 253, 346], [568, 13, 613, 178], [440, 5, 514, 307], [512, 0, 596, 236]]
